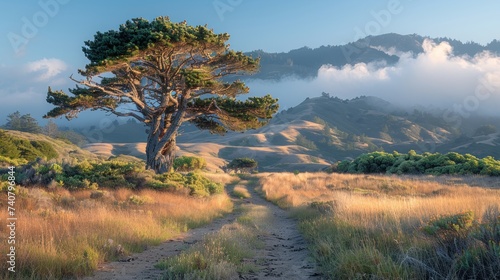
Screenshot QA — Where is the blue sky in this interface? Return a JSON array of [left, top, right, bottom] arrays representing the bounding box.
[[1, 0, 500, 125]]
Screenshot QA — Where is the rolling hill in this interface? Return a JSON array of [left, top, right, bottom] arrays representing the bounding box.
[[80, 94, 499, 172]]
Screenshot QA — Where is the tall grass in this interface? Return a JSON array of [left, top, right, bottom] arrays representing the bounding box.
[[156, 203, 268, 279], [0, 186, 233, 279], [257, 172, 500, 279], [232, 185, 251, 199]]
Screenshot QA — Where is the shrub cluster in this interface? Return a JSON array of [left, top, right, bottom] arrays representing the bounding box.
[[295, 134, 318, 150], [149, 172, 223, 196], [336, 150, 500, 176], [5, 159, 223, 197], [420, 208, 500, 279]]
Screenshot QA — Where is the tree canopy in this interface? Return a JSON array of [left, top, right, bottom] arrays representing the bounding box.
[[227, 157, 258, 173], [5, 111, 42, 133], [44, 17, 279, 173]]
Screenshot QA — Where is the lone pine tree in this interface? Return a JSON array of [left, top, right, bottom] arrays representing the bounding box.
[[44, 17, 278, 173]]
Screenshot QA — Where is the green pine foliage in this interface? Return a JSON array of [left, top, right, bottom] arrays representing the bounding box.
[[4, 111, 42, 133], [44, 16, 278, 173], [227, 158, 258, 171], [336, 150, 500, 176]]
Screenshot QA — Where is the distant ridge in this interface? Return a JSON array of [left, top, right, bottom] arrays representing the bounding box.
[[245, 33, 500, 80], [81, 94, 500, 172]]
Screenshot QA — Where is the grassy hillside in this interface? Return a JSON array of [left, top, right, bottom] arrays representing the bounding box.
[[75, 95, 499, 172], [0, 129, 98, 165]]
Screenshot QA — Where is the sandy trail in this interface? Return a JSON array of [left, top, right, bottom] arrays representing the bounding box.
[[239, 184, 321, 279], [85, 179, 320, 280]]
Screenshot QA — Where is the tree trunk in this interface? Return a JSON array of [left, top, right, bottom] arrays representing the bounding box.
[[145, 95, 188, 174], [145, 133, 177, 174]]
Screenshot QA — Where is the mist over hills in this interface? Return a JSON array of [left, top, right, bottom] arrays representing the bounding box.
[[245, 33, 500, 80]]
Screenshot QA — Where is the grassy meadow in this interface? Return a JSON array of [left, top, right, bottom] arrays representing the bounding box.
[[256, 172, 500, 279], [0, 173, 235, 279]]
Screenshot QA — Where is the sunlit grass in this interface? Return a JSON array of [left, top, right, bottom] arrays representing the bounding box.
[[256, 172, 500, 279], [232, 185, 251, 199], [0, 186, 233, 279]]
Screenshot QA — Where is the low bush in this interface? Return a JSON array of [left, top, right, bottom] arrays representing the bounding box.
[[336, 151, 500, 176], [174, 156, 206, 172], [226, 158, 258, 173], [12, 159, 223, 197], [420, 208, 500, 279]]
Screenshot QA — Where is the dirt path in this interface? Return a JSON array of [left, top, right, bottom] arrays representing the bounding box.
[[85, 179, 320, 280], [84, 211, 241, 280], [239, 184, 321, 279]]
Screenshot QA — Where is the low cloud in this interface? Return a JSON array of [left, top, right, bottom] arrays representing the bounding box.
[[25, 58, 68, 82], [247, 39, 500, 115]]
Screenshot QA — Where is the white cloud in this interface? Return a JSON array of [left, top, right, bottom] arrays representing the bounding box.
[[247, 39, 500, 115], [25, 58, 67, 82], [0, 59, 71, 124]]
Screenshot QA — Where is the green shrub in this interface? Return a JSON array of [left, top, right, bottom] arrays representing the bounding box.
[[423, 211, 475, 236], [152, 171, 223, 197], [128, 195, 149, 205], [14, 157, 223, 196], [174, 156, 206, 172], [0, 155, 27, 166], [421, 208, 500, 279], [226, 158, 258, 173], [338, 151, 500, 176], [0, 130, 21, 158]]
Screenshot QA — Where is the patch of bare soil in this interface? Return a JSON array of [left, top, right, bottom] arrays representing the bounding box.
[[85, 180, 320, 280]]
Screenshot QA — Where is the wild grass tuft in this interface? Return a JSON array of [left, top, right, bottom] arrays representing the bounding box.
[[232, 185, 251, 199]]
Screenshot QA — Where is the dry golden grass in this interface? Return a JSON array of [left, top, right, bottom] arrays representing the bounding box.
[[257, 172, 500, 232], [256, 172, 500, 279], [257, 172, 500, 211], [0, 187, 233, 279], [232, 185, 251, 199], [201, 172, 238, 186]]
